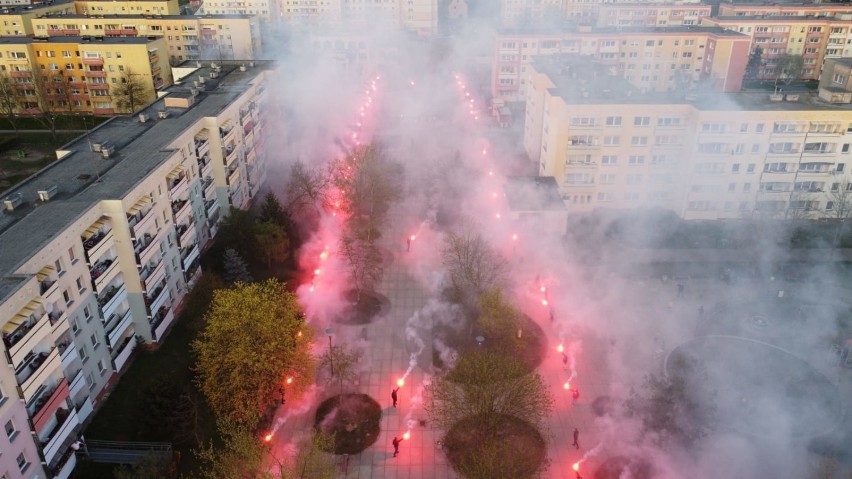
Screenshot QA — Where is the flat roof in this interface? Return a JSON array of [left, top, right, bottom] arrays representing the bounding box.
[[0, 60, 273, 278], [533, 54, 852, 111], [0, 0, 73, 15], [35, 13, 255, 19], [504, 176, 566, 212], [0, 35, 157, 44], [829, 57, 852, 68], [712, 14, 840, 20], [499, 25, 748, 37]]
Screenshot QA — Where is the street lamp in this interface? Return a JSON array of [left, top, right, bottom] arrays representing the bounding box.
[[325, 327, 335, 376], [475, 335, 485, 347]]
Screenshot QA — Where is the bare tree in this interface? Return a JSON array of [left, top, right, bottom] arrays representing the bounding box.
[[776, 54, 804, 85], [339, 232, 383, 301], [0, 71, 21, 135], [111, 68, 152, 114], [276, 431, 337, 479], [30, 68, 66, 140], [826, 178, 852, 245], [284, 160, 333, 213], [442, 226, 509, 307], [425, 349, 553, 435], [317, 344, 361, 394]]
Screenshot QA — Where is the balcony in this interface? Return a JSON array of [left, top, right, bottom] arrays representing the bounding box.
[[134, 232, 161, 267], [227, 166, 241, 187], [177, 222, 197, 248], [76, 396, 93, 423], [181, 244, 200, 270], [105, 27, 137, 35], [151, 306, 174, 341], [50, 310, 70, 338], [47, 28, 80, 35], [82, 56, 104, 66], [52, 446, 76, 479], [107, 310, 133, 347], [141, 258, 165, 291], [90, 258, 119, 292], [224, 144, 238, 166], [154, 78, 164, 90], [20, 348, 60, 400], [172, 199, 191, 225], [83, 227, 114, 261], [68, 369, 85, 398], [59, 341, 78, 371], [201, 157, 213, 179], [31, 379, 69, 435], [203, 177, 216, 200], [84, 70, 107, 78], [93, 107, 115, 115], [146, 279, 169, 315], [127, 200, 156, 239], [42, 407, 80, 465], [113, 336, 137, 372], [4, 312, 51, 366], [195, 132, 210, 158], [168, 173, 189, 200], [98, 283, 126, 320], [88, 83, 110, 91]]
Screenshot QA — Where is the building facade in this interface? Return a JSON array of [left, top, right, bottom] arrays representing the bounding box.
[[717, 2, 852, 19], [595, 3, 711, 28], [525, 55, 852, 221], [492, 26, 750, 103], [0, 61, 270, 479], [30, 15, 262, 64], [0, 36, 171, 115], [274, 0, 438, 34], [501, 0, 705, 27]]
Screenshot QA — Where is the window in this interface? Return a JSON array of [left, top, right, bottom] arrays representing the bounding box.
[[626, 174, 642, 185], [728, 183, 737, 192], [597, 192, 613, 202], [740, 123, 748, 133], [743, 183, 752, 192], [605, 116, 622, 126], [68, 246, 77, 264], [16, 453, 28, 473], [71, 316, 80, 335], [0, 384, 6, 407], [603, 136, 620, 145], [98, 358, 108, 375], [747, 164, 756, 173], [732, 163, 740, 173], [76, 276, 85, 294], [83, 305, 92, 321], [752, 144, 760, 153], [631, 136, 648, 146], [85, 372, 95, 390], [62, 289, 72, 306], [599, 174, 616, 184], [79, 345, 89, 363], [55, 258, 65, 275], [628, 155, 645, 165], [756, 123, 765, 133], [634, 116, 650, 126], [601, 155, 618, 165], [5, 420, 17, 442], [90, 333, 101, 349], [842, 144, 850, 154]]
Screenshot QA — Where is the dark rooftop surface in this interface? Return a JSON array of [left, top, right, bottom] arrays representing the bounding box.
[[35, 12, 255, 19], [532, 54, 852, 111], [0, 0, 74, 15], [0, 35, 156, 44], [504, 176, 566, 212], [499, 25, 749, 37], [0, 60, 272, 281]]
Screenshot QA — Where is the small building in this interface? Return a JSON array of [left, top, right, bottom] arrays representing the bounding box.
[[503, 176, 568, 235]]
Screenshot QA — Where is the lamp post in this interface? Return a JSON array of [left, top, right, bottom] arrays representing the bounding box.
[[475, 335, 485, 347], [325, 327, 335, 377]]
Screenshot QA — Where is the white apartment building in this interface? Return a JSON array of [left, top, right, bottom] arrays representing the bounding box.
[[276, 0, 437, 34], [525, 55, 852, 221], [0, 61, 270, 479]]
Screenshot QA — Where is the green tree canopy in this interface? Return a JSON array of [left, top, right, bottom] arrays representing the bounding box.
[[192, 279, 315, 428]]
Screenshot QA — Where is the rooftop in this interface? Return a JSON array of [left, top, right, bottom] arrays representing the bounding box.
[[499, 25, 749, 37], [504, 176, 566, 213], [0, 35, 157, 44], [0, 0, 73, 15], [829, 57, 852, 68], [712, 14, 844, 20], [533, 54, 852, 111], [0, 60, 272, 282], [35, 12, 256, 19]]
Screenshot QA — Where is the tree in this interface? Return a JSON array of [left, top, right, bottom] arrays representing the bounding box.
[[425, 349, 553, 436], [317, 344, 362, 394], [194, 420, 268, 479], [825, 179, 852, 245], [255, 221, 290, 268], [0, 71, 21, 136], [277, 431, 337, 479], [284, 160, 333, 214], [776, 54, 804, 85], [113, 453, 175, 479], [138, 377, 203, 447], [477, 288, 521, 347], [222, 248, 253, 285], [259, 192, 290, 227], [29, 68, 70, 140], [745, 46, 763, 82], [111, 68, 152, 114], [214, 207, 261, 264], [339, 232, 383, 300], [192, 279, 315, 428], [623, 354, 715, 447], [441, 227, 509, 308]]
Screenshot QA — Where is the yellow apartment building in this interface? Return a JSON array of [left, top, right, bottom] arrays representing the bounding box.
[[525, 55, 852, 221], [279, 0, 342, 24], [595, 3, 711, 27], [502, 0, 706, 27], [702, 15, 852, 81], [493, 26, 750, 103], [75, 0, 178, 15], [0, 0, 76, 36], [0, 62, 270, 479], [196, 0, 277, 22], [276, 0, 437, 33], [0, 36, 170, 115], [717, 2, 852, 18], [31, 14, 262, 63]]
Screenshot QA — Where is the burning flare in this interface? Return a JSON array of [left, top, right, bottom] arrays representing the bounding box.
[[264, 433, 273, 443], [403, 431, 411, 440], [397, 378, 405, 388], [557, 344, 564, 353], [286, 377, 293, 385], [564, 382, 571, 390], [573, 462, 580, 472]]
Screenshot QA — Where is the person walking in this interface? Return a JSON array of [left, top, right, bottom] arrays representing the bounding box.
[[562, 353, 568, 369], [392, 387, 399, 408], [572, 428, 580, 449], [571, 388, 580, 404], [392, 436, 402, 457], [677, 283, 684, 298]]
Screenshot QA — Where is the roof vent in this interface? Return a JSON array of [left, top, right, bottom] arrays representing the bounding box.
[[196, 61, 202, 68], [3, 193, 23, 211], [91, 141, 104, 152], [157, 110, 169, 119], [138, 113, 149, 123], [198, 75, 206, 84], [37, 185, 58, 201], [101, 145, 114, 158], [239, 64, 246, 72], [248, 61, 254, 67], [209, 71, 218, 79], [210, 62, 218, 69], [193, 80, 199, 88], [190, 87, 198, 97]]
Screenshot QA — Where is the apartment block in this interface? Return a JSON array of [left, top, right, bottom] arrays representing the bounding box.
[[492, 26, 750, 103], [702, 15, 852, 81], [525, 55, 852, 221], [30, 15, 262, 63], [279, 0, 342, 24], [595, 3, 711, 28], [276, 0, 437, 34], [0, 61, 270, 479], [0, 0, 77, 36], [502, 0, 706, 27], [717, 2, 852, 18], [196, 0, 277, 22], [0, 36, 171, 115], [75, 0, 178, 16], [501, 0, 564, 28]]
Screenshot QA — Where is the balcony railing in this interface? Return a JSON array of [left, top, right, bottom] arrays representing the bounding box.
[[107, 310, 133, 347], [42, 407, 80, 466], [20, 348, 59, 398], [113, 336, 137, 372], [82, 56, 104, 65], [31, 379, 69, 435], [89, 258, 114, 281]]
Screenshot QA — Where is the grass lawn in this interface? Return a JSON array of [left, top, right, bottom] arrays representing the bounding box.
[[0, 115, 109, 131], [0, 132, 84, 191]]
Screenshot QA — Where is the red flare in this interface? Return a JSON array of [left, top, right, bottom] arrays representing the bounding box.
[[297, 331, 303, 338], [540, 286, 546, 293], [286, 377, 293, 384], [564, 382, 571, 390], [512, 234, 518, 241], [573, 463, 580, 472], [264, 433, 273, 442], [495, 213, 501, 219], [397, 378, 405, 387], [557, 344, 564, 353], [403, 431, 411, 440], [320, 251, 328, 260], [541, 299, 549, 306], [309, 284, 315, 293]]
